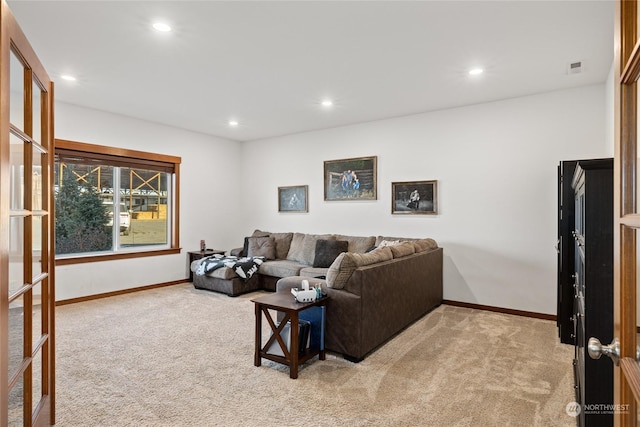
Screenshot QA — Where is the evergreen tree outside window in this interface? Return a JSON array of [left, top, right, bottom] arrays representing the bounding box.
[[55, 167, 112, 254]]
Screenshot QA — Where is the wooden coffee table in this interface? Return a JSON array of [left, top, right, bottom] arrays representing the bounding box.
[[251, 291, 327, 379]]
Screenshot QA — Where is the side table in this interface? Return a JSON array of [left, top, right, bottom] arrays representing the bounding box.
[[187, 249, 225, 282], [251, 292, 326, 379]]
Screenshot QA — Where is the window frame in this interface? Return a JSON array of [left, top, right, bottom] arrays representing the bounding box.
[[54, 139, 181, 265]]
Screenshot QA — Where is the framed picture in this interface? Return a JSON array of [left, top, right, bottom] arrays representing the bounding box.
[[278, 185, 308, 212], [324, 156, 377, 201], [392, 180, 437, 215]]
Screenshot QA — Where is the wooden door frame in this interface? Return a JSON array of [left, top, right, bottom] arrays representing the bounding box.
[[0, 1, 10, 421], [0, 1, 55, 425], [615, 0, 640, 425]]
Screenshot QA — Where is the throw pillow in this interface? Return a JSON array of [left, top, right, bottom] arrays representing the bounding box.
[[246, 236, 276, 259], [412, 238, 438, 253], [351, 246, 393, 266], [242, 230, 271, 256], [313, 239, 348, 268], [378, 239, 401, 248], [326, 252, 358, 289], [376, 236, 412, 246], [390, 241, 416, 258], [252, 229, 271, 237]]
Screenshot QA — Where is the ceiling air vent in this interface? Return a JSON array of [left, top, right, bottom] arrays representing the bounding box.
[[567, 61, 583, 75]]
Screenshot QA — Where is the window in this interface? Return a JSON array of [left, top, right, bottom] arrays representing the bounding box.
[[54, 139, 181, 263]]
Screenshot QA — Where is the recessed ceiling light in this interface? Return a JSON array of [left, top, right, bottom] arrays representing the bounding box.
[[469, 68, 484, 76], [152, 22, 172, 32], [60, 74, 77, 81], [321, 100, 334, 107], [228, 120, 239, 127]]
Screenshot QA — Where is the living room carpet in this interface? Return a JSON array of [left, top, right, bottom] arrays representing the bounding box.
[[54, 283, 576, 426]]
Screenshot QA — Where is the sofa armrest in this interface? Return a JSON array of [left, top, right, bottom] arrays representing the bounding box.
[[230, 247, 244, 257]]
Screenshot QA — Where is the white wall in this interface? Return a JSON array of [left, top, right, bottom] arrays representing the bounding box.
[[239, 84, 607, 315], [54, 103, 243, 301], [54, 84, 608, 313]]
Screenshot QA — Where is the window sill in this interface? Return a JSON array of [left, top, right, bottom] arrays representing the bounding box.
[[55, 247, 182, 265]]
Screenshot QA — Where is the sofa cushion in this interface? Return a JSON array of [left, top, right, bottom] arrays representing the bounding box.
[[287, 233, 306, 263], [412, 238, 438, 252], [313, 239, 348, 268], [269, 232, 294, 260], [390, 241, 416, 258], [333, 235, 376, 254], [258, 260, 306, 278], [246, 236, 276, 259], [326, 252, 358, 289], [351, 246, 393, 266], [287, 233, 335, 265]]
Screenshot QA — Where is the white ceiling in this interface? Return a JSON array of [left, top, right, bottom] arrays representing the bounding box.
[[7, 1, 614, 142]]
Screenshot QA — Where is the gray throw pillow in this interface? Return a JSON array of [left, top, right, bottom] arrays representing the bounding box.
[[247, 236, 276, 259], [313, 239, 348, 268], [242, 229, 270, 256]]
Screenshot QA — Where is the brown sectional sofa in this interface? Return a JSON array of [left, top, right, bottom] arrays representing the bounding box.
[[277, 246, 443, 362], [192, 229, 443, 361], [193, 230, 379, 295]]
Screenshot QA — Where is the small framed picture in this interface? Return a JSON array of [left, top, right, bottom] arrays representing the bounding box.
[[324, 156, 377, 201], [278, 185, 308, 213], [391, 180, 437, 215]]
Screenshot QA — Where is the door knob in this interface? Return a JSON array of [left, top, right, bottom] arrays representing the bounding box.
[[588, 337, 620, 365]]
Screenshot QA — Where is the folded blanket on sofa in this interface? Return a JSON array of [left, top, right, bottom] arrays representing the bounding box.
[[193, 254, 265, 280]]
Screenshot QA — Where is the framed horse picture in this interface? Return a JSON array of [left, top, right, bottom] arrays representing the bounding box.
[[391, 180, 437, 215], [278, 185, 308, 212]]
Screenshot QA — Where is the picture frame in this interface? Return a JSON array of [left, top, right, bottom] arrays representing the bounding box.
[[391, 180, 437, 215], [278, 185, 308, 213], [324, 156, 377, 201]]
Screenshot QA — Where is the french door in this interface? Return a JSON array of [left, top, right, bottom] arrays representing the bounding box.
[[0, 1, 55, 426], [615, 0, 640, 425]]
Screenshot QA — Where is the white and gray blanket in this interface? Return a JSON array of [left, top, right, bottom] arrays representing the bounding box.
[[192, 254, 265, 280]]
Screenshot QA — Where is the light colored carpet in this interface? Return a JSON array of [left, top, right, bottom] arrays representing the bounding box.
[[54, 283, 576, 426]]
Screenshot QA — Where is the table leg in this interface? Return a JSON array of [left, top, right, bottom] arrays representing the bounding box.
[[254, 303, 262, 367], [290, 313, 299, 379]]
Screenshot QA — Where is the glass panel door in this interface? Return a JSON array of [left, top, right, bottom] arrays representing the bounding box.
[[1, 2, 54, 425], [618, 0, 640, 425]]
